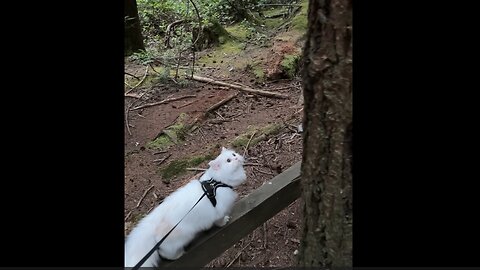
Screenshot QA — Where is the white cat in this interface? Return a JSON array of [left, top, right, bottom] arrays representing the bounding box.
[[124, 147, 247, 267]]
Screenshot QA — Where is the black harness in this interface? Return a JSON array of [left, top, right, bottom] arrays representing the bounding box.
[[200, 178, 233, 207]]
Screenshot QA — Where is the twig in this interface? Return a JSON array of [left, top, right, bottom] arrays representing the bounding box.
[[243, 162, 263, 166], [206, 93, 238, 113], [188, 0, 202, 48], [165, 19, 185, 49], [186, 167, 207, 171], [190, 75, 288, 99], [253, 167, 274, 176], [243, 131, 257, 157], [149, 63, 162, 74], [153, 153, 172, 165], [294, 107, 304, 115], [125, 71, 140, 80], [136, 185, 154, 208], [125, 81, 133, 88], [177, 99, 197, 109], [146, 205, 155, 214], [125, 89, 150, 136], [125, 103, 133, 136], [132, 95, 196, 111], [124, 211, 132, 222], [225, 239, 252, 268], [124, 71, 140, 80], [125, 65, 149, 94], [198, 127, 207, 143], [125, 93, 143, 99], [215, 111, 225, 120], [153, 150, 168, 155]]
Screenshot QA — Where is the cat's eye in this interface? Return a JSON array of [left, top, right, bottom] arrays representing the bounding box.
[[232, 153, 236, 157], [227, 158, 231, 163]]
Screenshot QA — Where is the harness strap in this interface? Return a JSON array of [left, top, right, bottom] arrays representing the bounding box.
[[131, 192, 206, 270], [200, 178, 233, 207]]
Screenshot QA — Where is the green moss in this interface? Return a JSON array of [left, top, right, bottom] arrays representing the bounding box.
[[264, 17, 284, 29], [160, 154, 215, 181], [246, 61, 266, 82], [263, 122, 284, 135], [281, 53, 301, 78], [219, 41, 243, 54], [198, 40, 244, 68], [146, 113, 190, 150], [291, 0, 308, 32], [253, 66, 265, 81], [231, 123, 283, 148], [225, 24, 250, 41], [146, 134, 172, 150]]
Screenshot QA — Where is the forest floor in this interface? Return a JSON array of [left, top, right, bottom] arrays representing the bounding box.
[[124, 1, 308, 266]]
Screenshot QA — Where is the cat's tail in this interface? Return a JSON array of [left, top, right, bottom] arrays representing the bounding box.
[[124, 222, 160, 267]]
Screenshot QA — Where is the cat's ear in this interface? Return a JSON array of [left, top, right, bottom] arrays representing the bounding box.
[[209, 159, 221, 171], [221, 147, 227, 153]]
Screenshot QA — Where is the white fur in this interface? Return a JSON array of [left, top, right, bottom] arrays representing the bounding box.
[[124, 147, 246, 267]]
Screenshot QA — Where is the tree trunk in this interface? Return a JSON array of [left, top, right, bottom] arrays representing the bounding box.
[[125, 0, 145, 56], [298, 0, 352, 267]]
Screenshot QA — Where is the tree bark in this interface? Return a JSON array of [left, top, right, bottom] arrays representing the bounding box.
[[125, 0, 145, 56], [298, 0, 352, 267]]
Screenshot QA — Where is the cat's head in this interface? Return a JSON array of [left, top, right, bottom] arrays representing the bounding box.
[[207, 147, 246, 186]]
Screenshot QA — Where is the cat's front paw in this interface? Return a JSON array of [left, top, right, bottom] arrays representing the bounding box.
[[223, 215, 231, 224], [215, 215, 230, 227]]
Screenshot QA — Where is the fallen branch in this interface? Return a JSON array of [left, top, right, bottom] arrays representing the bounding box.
[[125, 65, 149, 94], [190, 75, 288, 99], [206, 93, 238, 114], [131, 95, 197, 111], [136, 185, 154, 208]]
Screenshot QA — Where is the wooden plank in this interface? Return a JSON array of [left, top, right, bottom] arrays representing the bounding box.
[[159, 161, 302, 267]]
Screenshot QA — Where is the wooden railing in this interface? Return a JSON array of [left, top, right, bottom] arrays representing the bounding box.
[[159, 161, 302, 267]]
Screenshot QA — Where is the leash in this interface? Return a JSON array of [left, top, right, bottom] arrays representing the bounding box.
[[131, 178, 233, 269], [131, 192, 206, 270]]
